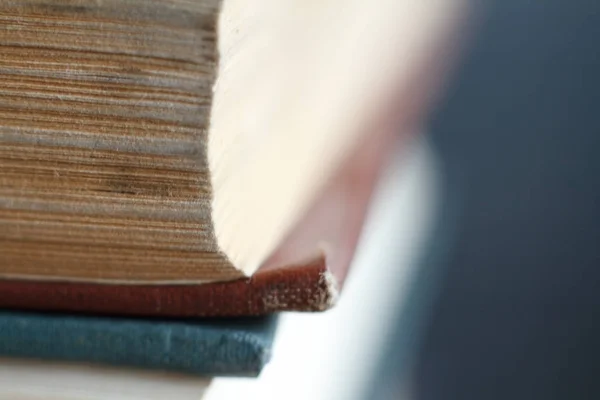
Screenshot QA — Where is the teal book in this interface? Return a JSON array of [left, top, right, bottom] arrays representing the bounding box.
[[0, 311, 276, 377]]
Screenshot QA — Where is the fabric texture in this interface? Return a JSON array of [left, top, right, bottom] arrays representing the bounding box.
[[0, 311, 277, 377], [0, 261, 337, 317]]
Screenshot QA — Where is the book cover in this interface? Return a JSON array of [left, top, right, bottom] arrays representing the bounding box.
[[0, 311, 276, 377], [0, 0, 459, 316], [0, 0, 394, 317]]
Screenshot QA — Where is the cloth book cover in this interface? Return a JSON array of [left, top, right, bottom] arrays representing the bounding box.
[[0, 1, 454, 318], [0, 311, 276, 377]]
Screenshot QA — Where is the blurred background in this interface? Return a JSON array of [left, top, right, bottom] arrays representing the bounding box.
[[210, 0, 600, 399]]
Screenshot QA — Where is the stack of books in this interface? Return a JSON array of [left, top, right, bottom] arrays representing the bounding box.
[[0, 0, 462, 397]]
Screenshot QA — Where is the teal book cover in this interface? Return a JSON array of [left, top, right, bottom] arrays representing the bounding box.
[[0, 311, 276, 377]]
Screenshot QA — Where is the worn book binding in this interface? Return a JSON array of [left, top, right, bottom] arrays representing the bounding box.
[[0, 0, 464, 315]]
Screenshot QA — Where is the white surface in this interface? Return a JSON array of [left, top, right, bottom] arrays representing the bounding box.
[[207, 138, 440, 400], [0, 359, 209, 400]]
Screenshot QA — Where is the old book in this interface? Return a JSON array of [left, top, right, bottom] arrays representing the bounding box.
[[0, 358, 211, 400], [0, 311, 276, 376], [0, 1, 463, 315]]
